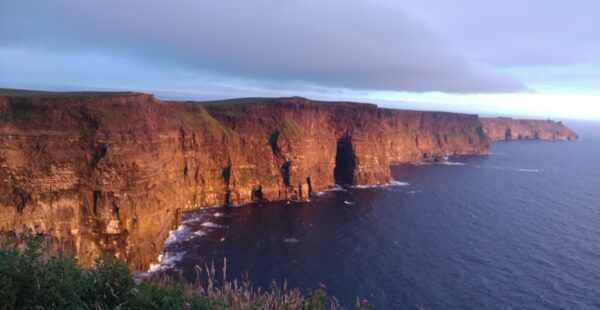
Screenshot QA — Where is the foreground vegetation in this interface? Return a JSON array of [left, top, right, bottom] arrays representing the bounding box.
[[0, 233, 370, 309]]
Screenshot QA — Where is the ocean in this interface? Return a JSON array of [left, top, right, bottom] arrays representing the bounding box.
[[155, 121, 600, 309]]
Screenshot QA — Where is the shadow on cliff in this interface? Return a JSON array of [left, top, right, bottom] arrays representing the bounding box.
[[334, 134, 356, 185]]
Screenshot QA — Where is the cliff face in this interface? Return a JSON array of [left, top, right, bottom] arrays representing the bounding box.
[[0, 92, 491, 271], [481, 117, 578, 141]]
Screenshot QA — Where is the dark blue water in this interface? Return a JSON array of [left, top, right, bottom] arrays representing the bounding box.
[[160, 122, 600, 309]]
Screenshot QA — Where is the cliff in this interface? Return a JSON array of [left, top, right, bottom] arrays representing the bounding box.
[[481, 117, 578, 141], [0, 90, 491, 271]]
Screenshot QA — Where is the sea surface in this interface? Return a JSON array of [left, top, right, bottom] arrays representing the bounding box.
[[154, 121, 600, 309]]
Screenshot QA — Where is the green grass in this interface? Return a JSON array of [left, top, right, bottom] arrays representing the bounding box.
[[5, 98, 44, 122], [170, 110, 206, 128], [169, 109, 238, 138], [96, 108, 127, 123], [0, 88, 133, 98], [203, 98, 278, 118], [199, 98, 277, 106], [1, 233, 372, 309]]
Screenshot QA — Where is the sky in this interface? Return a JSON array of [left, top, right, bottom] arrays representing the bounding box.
[[0, 0, 599, 120]]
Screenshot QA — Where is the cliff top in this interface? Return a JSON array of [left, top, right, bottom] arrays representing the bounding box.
[[0, 88, 492, 121], [0, 88, 141, 98], [482, 117, 564, 124], [192, 96, 378, 109]]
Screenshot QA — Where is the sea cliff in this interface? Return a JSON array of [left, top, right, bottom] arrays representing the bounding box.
[[481, 117, 578, 141], [0, 90, 574, 271]]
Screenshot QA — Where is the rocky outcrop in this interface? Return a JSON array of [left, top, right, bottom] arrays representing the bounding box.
[[481, 117, 578, 141], [0, 90, 499, 271]]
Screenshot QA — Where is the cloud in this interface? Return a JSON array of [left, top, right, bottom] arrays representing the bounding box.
[[0, 0, 525, 93], [397, 0, 600, 68]]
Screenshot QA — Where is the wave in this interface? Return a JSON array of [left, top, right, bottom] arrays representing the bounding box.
[[410, 161, 432, 166], [201, 221, 228, 228], [182, 217, 203, 224], [315, 185, 349, 196], [438, 161, 466, 166], [193, 230, 207, 237], [147, 250, 186, 273], [182, 211, 214, 224], [213, 212, 225, 217], [390, 180, 410, 186], [477, 165, 541, 173], [353, 184, 383, 189], [353, 179, 409, 189], [164, 223, 209, 244], [326, 181, 406, 193], [516, 168, 540, 173], [284, 238, 301, 243], [164, 225, 191, 246], [344, 200, 355, 205], [330, 185, 349, 192]]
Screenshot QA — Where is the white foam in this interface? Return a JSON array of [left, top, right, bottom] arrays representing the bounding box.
[[140, 224, 190, 276], [145, 250, 186, 274], [390, 180, 410, 186], [516, 168, 540, 173], [343, 200, 355, 205], [193, 230, 206, 237], [330, 185, 349, 192], [411, 161, 432, 166], [284, 238, 300, 243], [352, 184, 379, 189], [160, 251, 185, 269], [213, 212, 225, 217], [182, 217, 203, 224], [201, 221, 228, 228], [438, 161, 466, 166], [479, 165, 541, 173], [163, 251, 185, 266], [314, 185, 350, 196], [164, 225, 191, 246], [353, 179, 409, 189], [148, 258, 161, 272]]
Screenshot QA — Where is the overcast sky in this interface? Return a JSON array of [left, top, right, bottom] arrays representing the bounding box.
[[1, 0, 599, 119]]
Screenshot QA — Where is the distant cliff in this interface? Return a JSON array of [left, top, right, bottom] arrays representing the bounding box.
[[481, 117, 578, 141], [0, 90, 573, 272]]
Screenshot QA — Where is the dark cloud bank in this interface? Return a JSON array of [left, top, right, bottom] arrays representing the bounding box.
[[0, 0, 529, 93]]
